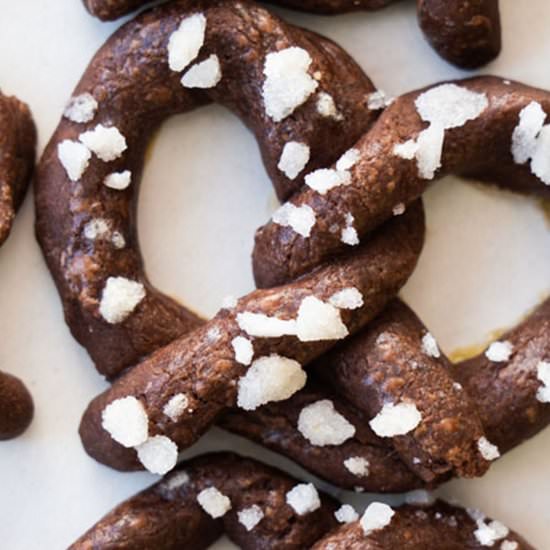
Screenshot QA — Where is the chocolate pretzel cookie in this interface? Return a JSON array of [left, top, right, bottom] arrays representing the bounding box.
[[75, 77, 550, 480], [81, 0, 501, 68], [69, 453, 534, 549], [36, 0, 382, 380], [0, 90, 36, 440]]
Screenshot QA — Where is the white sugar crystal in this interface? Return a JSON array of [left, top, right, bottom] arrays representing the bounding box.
[[99, 276, 146, 323], [298, 399, 356, 446], [162, 470, 190, 491], [167, 13, 207, 72], [231, 336, 254, 365], [536, 361, 550, 403], [238, 505, 264, 531], [262, 47, 318, 122], [206, 326, 221, 343], [285, 483, 321, 515], [415, 124, 445, 179], [394, 139, 418, 160], [272, 203, 316, 238], [163, 393, 189, 421], [329, 287, 364, 310], [80, 124, 127, 162], [335, 504, 359, 523], [405, 490, 434, 505], [64, 93, 98, 123], [336, 148, 360, 171], [112, 231, 126, 249], [343, 456, 369, 477], [393, 203, 406, 216], [58, 139, 91, 181], [197, 487, 232, 518], [104, 170, 132, 190], [236, 311, 296, 338], [360, 502, 395, 535], [477, 436, 500, 461], [83, 218, 109, 240], [316, 92, 343, 120], [136, 435, 179, 475], [367, 90, 393, 110], [237, 354, 306, 410], [341, 212, 359, 246], [501, 542, 519, 550], [474, 519, 510, 546], [278, 142, 310, 179], [296, 296, 348, 342], [511, 102, 546, 164], [101, 396, 149, 447], [530, 124, 550, 185], [415, 84, 488, 129], [305, 168, 351, 195], [369, 402, 422, 437], [485, 341, 513, 362], [181, 54, 222, 88], [422, 332, 441, 358]]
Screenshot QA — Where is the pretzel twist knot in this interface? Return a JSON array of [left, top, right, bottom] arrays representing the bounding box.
[[36, 0, 550, 498], [0, 90, 35, 440], [81, 0, 502, 68]]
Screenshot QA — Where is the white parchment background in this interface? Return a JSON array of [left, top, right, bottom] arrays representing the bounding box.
[[1, 0, 549, 548]]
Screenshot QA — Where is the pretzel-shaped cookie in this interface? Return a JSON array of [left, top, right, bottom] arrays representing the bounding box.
[[0, 90, 36, 440], [81, 0, 501, 68], [36, 0, 385, 381], [69, 452, 534, 549], [69, 74, 550, 481]]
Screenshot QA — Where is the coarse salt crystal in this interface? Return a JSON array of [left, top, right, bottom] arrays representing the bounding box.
[[231, 336, 254, 365], [101, 396, 149, 447], [336, 148, 360, 171], [296, 296, 348, 342], [104, 170, 132, 190], [99, 276, 146, 324], [297, 399, 356, 446], [474, 519, 510, 546], [238, 505, 264, 531], [64, 93, 98, 123], [305, 168, 351, 195], [485, 341, 513, 362], [477, 436, 500, 461], [278, 142, 310, 179], [163, 393, 190, 422], [360, 502, 395, 535], [236, 311, 296, 338], [329, 287, 364, 310], [80, 124, 127, 162], [58, 139, 91, 181], [422, 332, 441, 358], [262, 47, 318, 122], [343, 456, 369, 477], [237, 354, 306, 410], [272, 203, 316, 238], [136, 435, 179, 475], [181, 54, 222, 88], [197, 487, 232, 518], [83, 218, 109, 240], [285, 483, 321, 515], [334, 504, 359, 523], [369, 402, 422, 437], [316, 92, 343, 120], [167, 13, 207, 72], [536, 361, 550, 403]]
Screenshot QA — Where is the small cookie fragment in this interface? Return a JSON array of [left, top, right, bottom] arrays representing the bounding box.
[[285, 483, 321, 515], [197, 487, 232, 518]]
